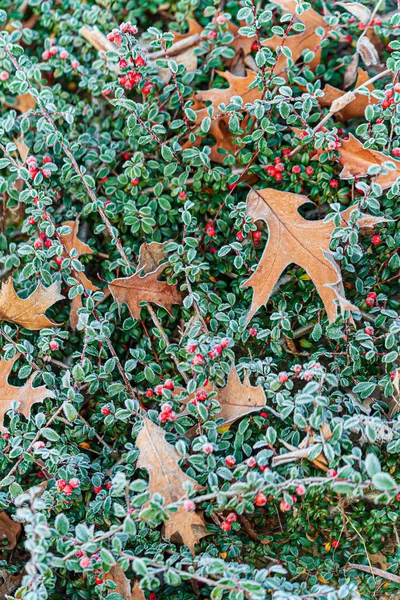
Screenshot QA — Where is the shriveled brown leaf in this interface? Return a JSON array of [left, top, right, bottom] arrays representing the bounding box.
[[138, 241, 168, 274], [137, 418, 207, 553], [61, 219, 98, 329], [0, 569, 24, 597], [5, 93, 36, 113], [184, 70, 259, 163], [0, 278, 63, 330], [0, 354, 55, 433], [14, 135, 29, 164], [319, 68, 378, 120], [343, 53, 360, 88], [0, 511, 22, 549], [262, 0, 330, 74], [61, 219, 95, 257], [104, 565, 144, 599], [109, 244, 183, 320], [242, 188, 384, 324], [338, 134, 400, 188], [357, 36, 379, 66], [214, 364, 266, 426], [337, 2, 371, 24]]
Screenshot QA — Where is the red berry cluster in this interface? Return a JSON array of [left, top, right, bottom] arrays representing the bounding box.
[[365, 291, 377, 307], [34, 231, 53, 250], [27, 155, 52, 180], [107, 21, 137, 45], [158, 402, 176, 423], [57, 477, 80, 496], [220, 512, 237, 531]]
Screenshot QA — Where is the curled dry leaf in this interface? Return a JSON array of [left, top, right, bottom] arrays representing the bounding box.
[[242, 188, 384, 324], [338, 134, 400, 188], [0, 354, 55, 432], [14, 135, 29, 164], [136, 418, 208, 553], [61, 219, 98, 329], [137, 241, 168, 274], [319, 68, 378, 120], [336, 2, 371, 25], [104, 564, 144, 599], [0, 511, 22, 549], [356, 36, 379, 66], [5, 93, 36, 113], [109, 243, 183, 320], [0, 278, 63, 330], [343, 53, 360, 88]]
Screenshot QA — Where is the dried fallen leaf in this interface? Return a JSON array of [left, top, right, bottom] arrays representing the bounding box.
[[104, 565, 144, 599], [262, 0, 331, 74], [338, 134, 400, 188], [137, 418, 207, 553], [184, 70, 259, 163], [337, 2, 371, 24], [242, 188, 384, 323], [0, 354, 55, 432], [61, 219, 98, 329], [357, 36, 379, 66], [0, 511, 22, 549], [319, 68, 378, 120], [5, 93, 36, 113], [14, 135, 29, 164], [214, 364, 266, 426], [0, 278, 63, 330], [109, 243, 183, 320], [137, 241, 168, 274]]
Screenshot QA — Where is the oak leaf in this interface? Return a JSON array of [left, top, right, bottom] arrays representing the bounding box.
[[214, 364, 266, 426], [5, 93, 36, 113], [0, 511, 22, 549], [109, 243, 183, 320], [61, 219, 98, 329], [241, 188, 384, 323], [338, 134, 400, 189], [0, 354, 55, 432], [0, 278, 63, 330], [262, 0, 330, 74], [137, 241, 168, 274], [319, 68, 378, 120], [184, 70, 259, 163], [136, 418, 207, 553], [104, 565, 144, 600]]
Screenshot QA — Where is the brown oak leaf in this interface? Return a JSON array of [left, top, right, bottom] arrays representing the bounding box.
[[104, 565, 144, 600], [337, 134, 400, 189], [241, 188, 384, 323], [0, 354, 55, 432], [0, 511, 22, 549], [215, 364, 266, 425], [136, 418, 207, 553], [109, 243, 183, 320], [262, 0, 331, 75], [61, 219, 98, 329], [5, 93, 36, 113], [0, 278, 63, 330], [318, 68, 378, 120], [137, 241, 168, 274]]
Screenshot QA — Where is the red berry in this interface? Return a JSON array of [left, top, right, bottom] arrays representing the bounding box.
[[131, 177, 140, 186], [45, 239, 52, 248], [164, 379, 174, 390], [220, 520, 231, 532], [296, 484, 306, 496], [226, 512, 237, 523], [94, 486, 102, 494], [95, 575, 103, 585], [365, 297, 375, 307], [178, 191, 187, 200], [292, 165, 301, 174], [135, 55, 146, 67], [367, 292, 377, 300], [331, 539, 340, 549], [248, 327, 258, 337], [192, 353, 205, 365], [394, 83, 400, 93], [225, 455, 236, 467], [275, 172, 283, 182], [119, 59, 128, 69], [49, 340, 59, 351], [57, 479, 67, 489], [396, 493, 400, 501], [247, 457, 257, 468], [101, 405, 111, 415], [254, 492, 267, 506], [183, 499, 196, 511], [196, 389, 208, 402], [329, 179, 338, 188], [28, 216, 36, 225], [145, 389, 154, 398], [236, 231, 244, 241], [39, 232, 47, 240], [149, 594, 157, 600], [260, 411, 268, 419], [33, 239, 43, 250], [267, 166, 276, 177], [63, 484, 73, 495], [252, 230, 262, 241], [220, 337, 230, 348], [69, 478, 80, 488], [305, 166, 314, 175], [155, 384, 164, 396], [280, 500, 291, 512], [278, 372, 288, 383], [206, 226, 216, 237], [392, 147, 400, 157], [76, 550, 84, 558], [251, 40, 258, 52], [371, 234, 381, 246], [327, 469, 338, 478], [106, 481, 112, 490], [186, 344, 196, 353], [227, 182, 236, 191], [365, 326, 374, 335], [142, 82, 153, 95], [55, 256, 63, 266]]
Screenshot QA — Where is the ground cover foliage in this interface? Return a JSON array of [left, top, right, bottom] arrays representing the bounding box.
[[0, 0, 400, 598]]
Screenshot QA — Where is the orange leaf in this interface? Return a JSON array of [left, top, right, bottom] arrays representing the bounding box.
[[0, 278, 63, 330]]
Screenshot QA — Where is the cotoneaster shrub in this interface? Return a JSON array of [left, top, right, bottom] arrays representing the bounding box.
[[0, 0, 399, 599]]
